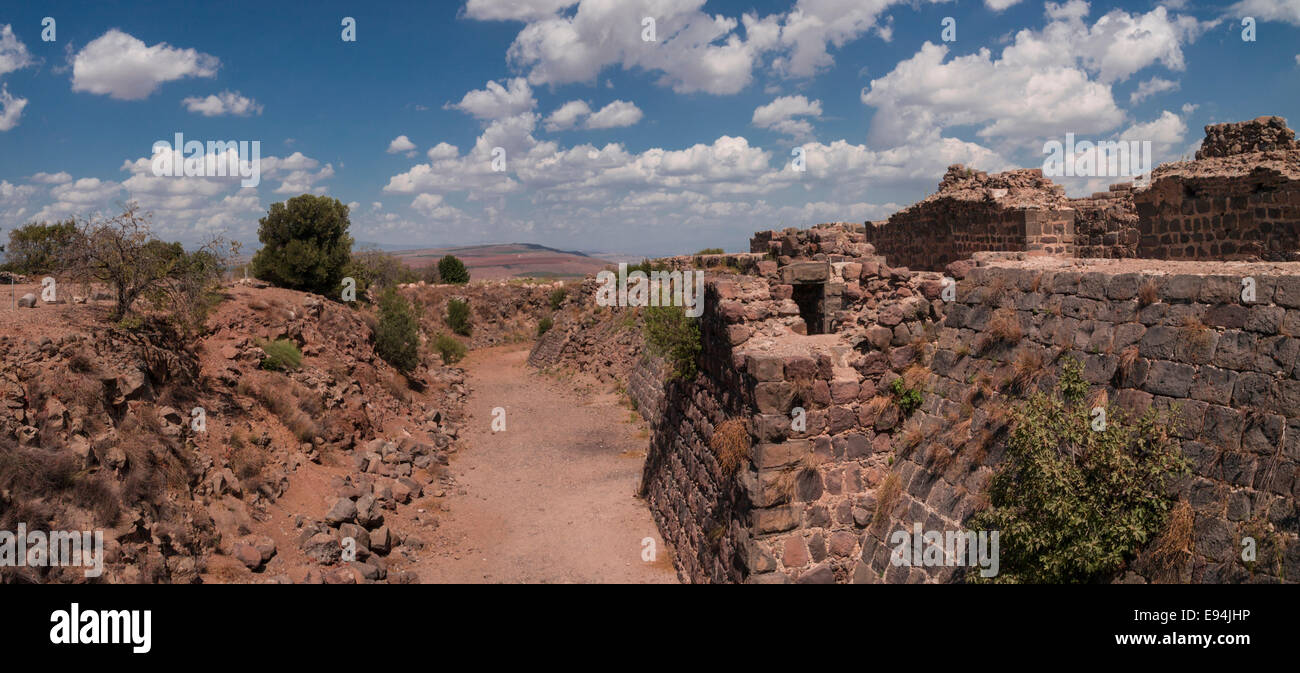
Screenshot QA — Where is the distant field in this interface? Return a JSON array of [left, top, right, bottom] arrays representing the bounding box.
[[390, 243, 612, 280]]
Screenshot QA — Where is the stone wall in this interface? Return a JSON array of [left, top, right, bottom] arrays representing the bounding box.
[[1133, 162, 1300, 261], [1070, 184, 1140, 258], [856, 258, 1300, 583], [638, 279, 764, 583], [862, 200, 1076, 271], [1198, 116, 1298, 159]]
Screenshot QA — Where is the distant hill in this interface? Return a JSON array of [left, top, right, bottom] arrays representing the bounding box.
[[388, 243, 613, 280]]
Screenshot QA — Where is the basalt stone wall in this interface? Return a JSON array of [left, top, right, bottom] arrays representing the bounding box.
[[627, 353, 669, 429], [1071, 184, 1141, 258], [734, 267, 951, 584], [1133, 169, 1300, 261], [861, 200, 1076, 271], [638, 281, 765, 584], [855, 262, 1300, 584], [1197, 117, 1298, 159]]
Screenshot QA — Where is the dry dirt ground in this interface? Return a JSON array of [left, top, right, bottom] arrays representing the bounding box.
[[413, 344, 677, 583]]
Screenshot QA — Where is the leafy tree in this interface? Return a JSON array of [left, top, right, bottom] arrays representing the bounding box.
[[446, 298, 472, 336], [251, 195, 354, 296], [4, 220, 76, 274], [437, 254, 469, 284], [63, 205, 232, 322], [375, 287, 421, 373], [967, 357, 1188, 583]]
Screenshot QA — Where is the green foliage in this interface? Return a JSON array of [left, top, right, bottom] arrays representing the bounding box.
[[548, 286, 568, 310], [250, 194, 354, 297], [890, 378, 923, 414], [63, 205, 232, 322], [258, 339, 303, 371], [695, 248, 724, 255], [437, 254, 470, 284], [626, 258, 667, 275], [344, 248, 417, 298], [374, 287, 421, 373], [967, 357, 1189, 584], [643, 305, 701, 381], [3, 220, 76, 274], [446, 298, 472, 336], [433, 333, 467, 365], [537, 316, 553, 336]]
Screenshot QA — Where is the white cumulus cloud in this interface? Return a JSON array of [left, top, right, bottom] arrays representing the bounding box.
[[71, 29, 219, 100]]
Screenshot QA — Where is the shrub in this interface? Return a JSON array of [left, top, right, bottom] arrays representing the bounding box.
[[257, 339, 303, 371], [433, 333, 466, 365], [966, 357, 1188, 583], [695, 248, 724, 255], [374, 287, 421, 373], [250, 194, 354, 296], [446, 298, 472, 336], [437, 254, 470, 284], [890, 377, 923, 414], [548, 286, 567, 310], [643, 305, 701, 381], [537, 316, 553, 336], [344, 248, 417, 298]]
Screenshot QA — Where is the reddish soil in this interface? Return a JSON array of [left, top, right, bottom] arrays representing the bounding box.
[[412, 344, 677, 583]]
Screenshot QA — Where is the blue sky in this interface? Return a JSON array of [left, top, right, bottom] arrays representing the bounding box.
[[0, 0, 1297, 257]]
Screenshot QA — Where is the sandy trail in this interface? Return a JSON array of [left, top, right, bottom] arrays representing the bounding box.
[[414, 344, 677, 583]]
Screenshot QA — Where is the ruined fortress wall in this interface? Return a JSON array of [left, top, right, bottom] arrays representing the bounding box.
[[627, 353, 669, 428], [638, 282, 761, 584], [855, 262, 1300, 583], [860, 201, 1075, 271], [1070, 185, 1141, 259], [1133, 171, 1300, 260]]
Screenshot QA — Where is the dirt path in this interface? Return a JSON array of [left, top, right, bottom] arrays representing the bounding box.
[[414, 344, 678, 583]]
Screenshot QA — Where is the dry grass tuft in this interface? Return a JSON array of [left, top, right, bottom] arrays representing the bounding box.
[[1138, 279, 1159, 307], [982, 307, 1023, 351], [1147, 500, 1194, 571], [711, 418, 752, 475], [1009, 348, 1044, 395], [871, 472, 903, 528]]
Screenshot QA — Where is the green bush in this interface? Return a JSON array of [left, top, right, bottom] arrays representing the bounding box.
[[548, 287, 567, 310], [446, 298, 471, 336], [966, 357, 1189, 584], [433, 333, 467, 365], [437, 254, 470, 284], [258, 339, 303, 371], [250, 195, 354, 297], [695, 248, 724, 255], [537, 316, 553, 336], [643, 305, 701, 381], [890, 378, 923, 414], [374, 287, 421, 373], [3, 220, 76, 274]]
